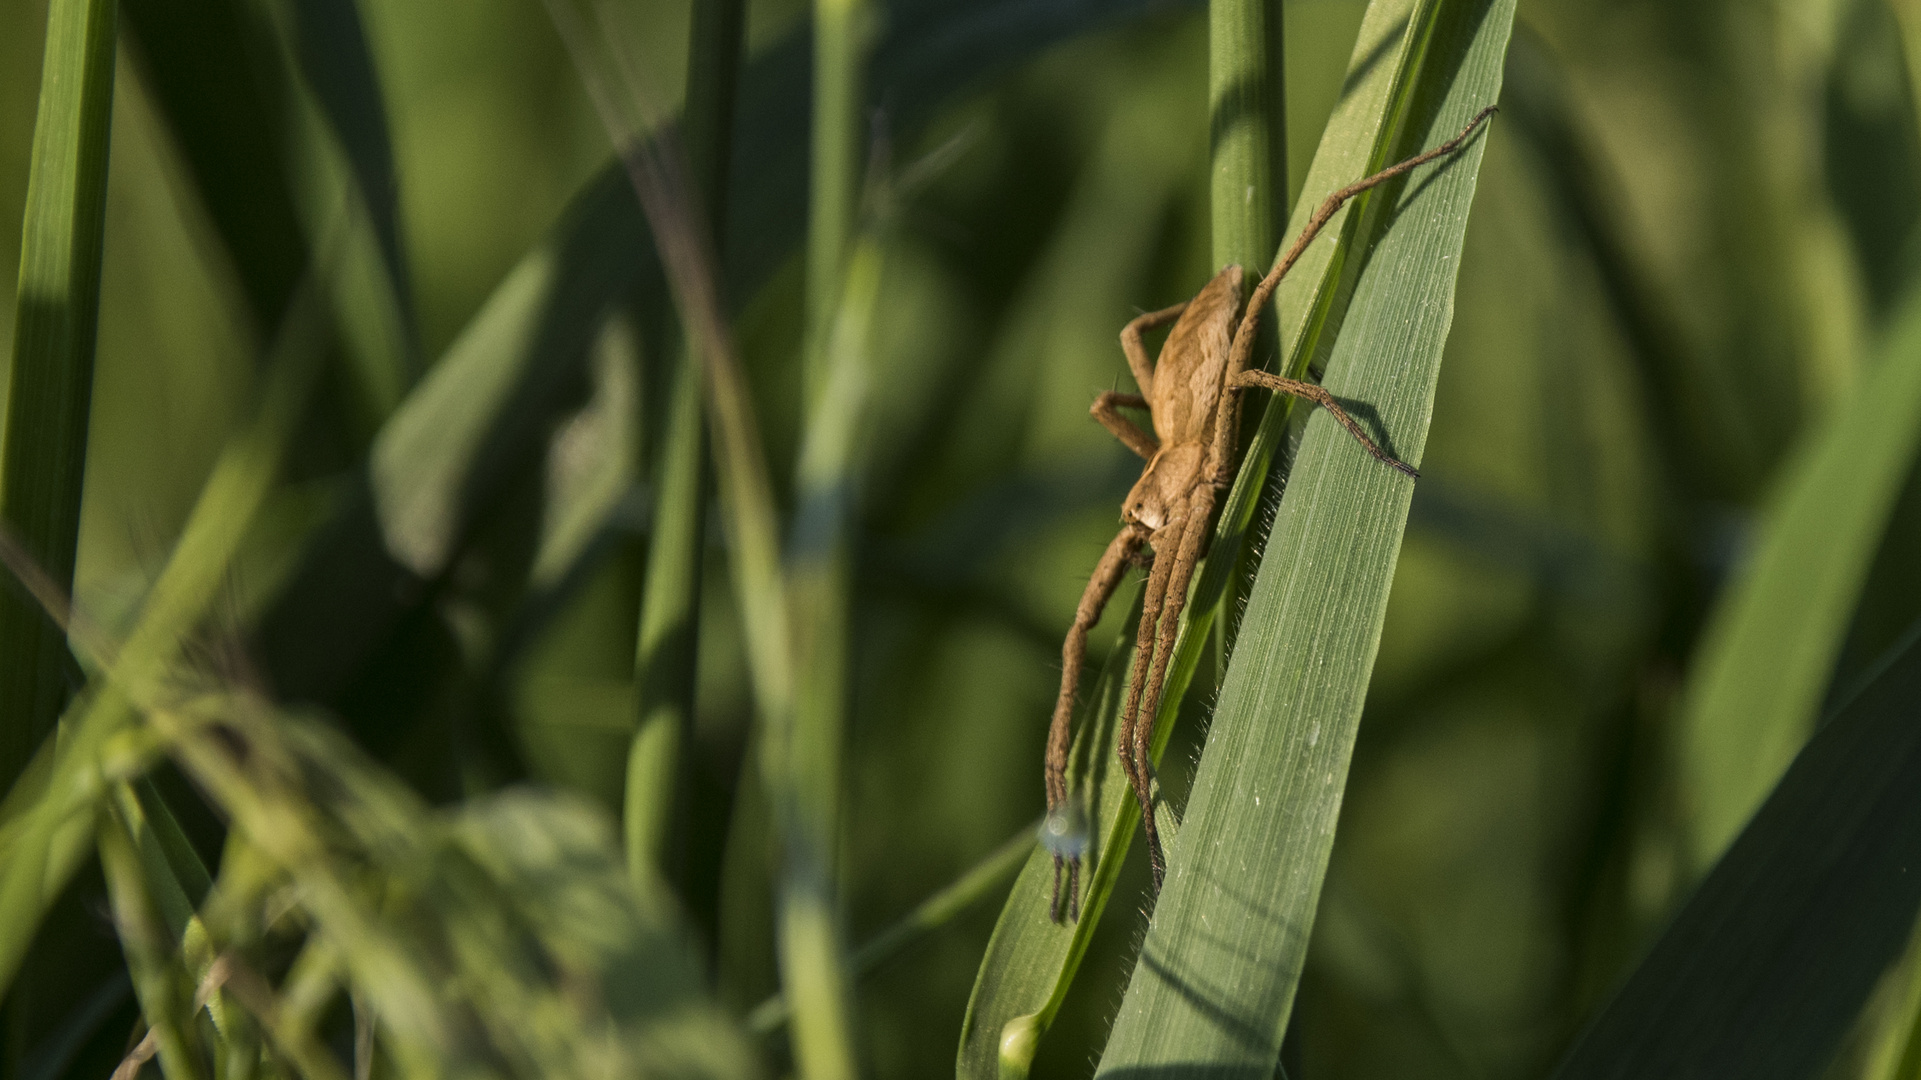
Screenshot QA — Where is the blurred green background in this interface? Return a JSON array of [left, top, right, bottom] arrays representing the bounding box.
[[5, 0, 1921, 1076]]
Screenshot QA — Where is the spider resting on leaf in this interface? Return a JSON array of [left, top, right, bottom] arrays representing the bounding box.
[[1040, 106, 1497, 923]]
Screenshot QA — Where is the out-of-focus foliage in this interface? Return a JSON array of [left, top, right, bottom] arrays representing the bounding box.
[[5, 0, 1921, 1076]]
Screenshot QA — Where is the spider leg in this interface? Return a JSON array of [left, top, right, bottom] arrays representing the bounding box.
[[1211, 107, 1497, 477], [1234, 371, 1419, 477], [1045, 521, 1148, 922], [1118, 522, 1179, 890], [1091, 391, 1159, 460], [1120, 301, 1188, 400], [1132, 502, 1218, 893]]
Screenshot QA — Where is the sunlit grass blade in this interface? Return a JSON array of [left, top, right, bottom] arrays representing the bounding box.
[[1094, 0, 1514, 1067], [1551, 616, 1921, 1080], [957, 0, 1453, 1070], [1677, 290, 1921, 875], [0, 0, 117, 793]]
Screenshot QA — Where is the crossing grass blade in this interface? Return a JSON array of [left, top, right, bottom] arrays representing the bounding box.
[[1676, 289, 1921, 874], [0, 278, 330, 997], [1549, 612, 1921, 1080], [1094, 0, 1515, 1068]]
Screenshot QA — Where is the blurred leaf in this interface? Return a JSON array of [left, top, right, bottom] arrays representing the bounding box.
[[1677, 289, 1921, 874], [1498, 27, 1726, 500], [167, 696, 762, 1080], [1550, 617, 1921, 1080], [0, 279, 329, 996], [1093, 0, 1513, 1068], [125, 0, 415, 406], [1824, 0, 1921, 321], [281, 0, 415, 353], [120, 0, 307, 334], [250, 0, 1195, 726]]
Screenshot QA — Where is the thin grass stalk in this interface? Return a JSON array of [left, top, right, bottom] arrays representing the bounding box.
[[1210, 0, 1284, 276], [98, 812, 209, 1080], [749, 822, 1035, 1035], [765, 0, 877, 1071], [626, 0, 746, 888], [776, 232, 882, 1080], [804, 0, 868, 401], [0, 0, 117, 794]]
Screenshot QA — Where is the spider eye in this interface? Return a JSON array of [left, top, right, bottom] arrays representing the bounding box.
[[1039, 804, 1089, 858]]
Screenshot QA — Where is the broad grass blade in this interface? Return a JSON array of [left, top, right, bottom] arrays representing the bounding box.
[[1677, 292, 1921, 873], [1094, 0, 1515, 1068], [0, 0, 116, 793], [1550, 617, 1921, 1080], [957, 0, 1473, 1071]]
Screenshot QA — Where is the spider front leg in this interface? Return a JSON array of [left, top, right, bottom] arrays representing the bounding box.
[[1045, 521, 1149, 923]]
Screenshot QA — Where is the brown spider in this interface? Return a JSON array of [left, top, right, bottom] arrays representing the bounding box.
[[1040, 106, 1497, 922]]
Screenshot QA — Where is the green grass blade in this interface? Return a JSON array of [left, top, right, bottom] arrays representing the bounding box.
[[1677, 291, 1921, 875], [282, 0, 415, 356], [129, 0, 413, 425], [956, 1, 1459, 1070], [1209, 0, 1285, 275], [0, 0, 116, 793], [1550, 618, 1921, 1080], [766, 0, 880, 1069], [1094, 0, 1514, 1067]]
